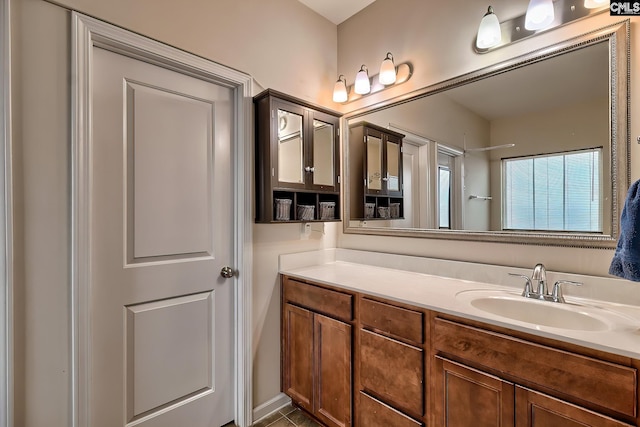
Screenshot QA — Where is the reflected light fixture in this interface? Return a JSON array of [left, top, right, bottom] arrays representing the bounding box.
[[476, 6, 501, 49], [584, 0, 608, 7], [354, 65, 371, 95], [332, 75, 348, 103], [378, 52, 397, 85], [525, 0, 555, 30]]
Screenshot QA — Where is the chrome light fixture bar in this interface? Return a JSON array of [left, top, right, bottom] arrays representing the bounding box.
[[333, 62, 412, 104], [333, 51, 413, 104], [475, 0, 609, 53]]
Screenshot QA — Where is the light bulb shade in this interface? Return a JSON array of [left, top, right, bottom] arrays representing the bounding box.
[[379, 53, 397, 85], [354, 65, 371, 95], [524, 0, 554, 30], [583, 0, 607, 8], [476, 7, 501, 49], [332, 76, 348, 103]]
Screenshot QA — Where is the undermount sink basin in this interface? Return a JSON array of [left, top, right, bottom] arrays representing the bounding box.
[[456, 290, 611, 331]]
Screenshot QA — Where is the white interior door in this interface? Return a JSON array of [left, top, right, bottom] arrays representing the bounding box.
[[86, 45, 235, 427]]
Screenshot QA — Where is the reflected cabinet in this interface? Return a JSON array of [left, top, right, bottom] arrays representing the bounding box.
[[255, 89, 341, 223], [349, 122, 404, 220]]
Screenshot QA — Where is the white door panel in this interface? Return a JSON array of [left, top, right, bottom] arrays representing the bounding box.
[[89, 46, 234, 427], [128, 82, 214, 259]]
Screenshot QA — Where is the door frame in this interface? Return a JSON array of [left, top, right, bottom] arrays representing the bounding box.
[[71, 12, 253, 427], [0, 0, 12, 427]]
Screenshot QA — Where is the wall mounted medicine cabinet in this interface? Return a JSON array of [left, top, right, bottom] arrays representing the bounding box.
[[255, 89, 341, 223], [348, 122, 404, 221]]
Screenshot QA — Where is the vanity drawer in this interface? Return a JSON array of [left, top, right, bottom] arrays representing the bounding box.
[[433, 318, 637, 417], [360, 297, 423, 344], [283, 277, 353, 322], [358, 392, 423, 427], [359, 329, 424, 418]]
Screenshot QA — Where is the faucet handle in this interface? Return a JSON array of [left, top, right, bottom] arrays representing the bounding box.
[[551, 280, 582, 303], [508, 273, 533, 297]]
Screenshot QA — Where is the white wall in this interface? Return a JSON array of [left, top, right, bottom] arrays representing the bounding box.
[[337, 0, 640, 278], [11, 0, 338, 425]]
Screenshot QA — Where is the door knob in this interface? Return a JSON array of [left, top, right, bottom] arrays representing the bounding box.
[[220, 266, 236, 279]]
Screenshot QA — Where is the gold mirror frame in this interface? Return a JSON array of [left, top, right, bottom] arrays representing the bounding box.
[[342, 21, 629, 248]]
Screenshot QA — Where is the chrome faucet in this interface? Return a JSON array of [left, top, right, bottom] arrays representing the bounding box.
[[531, 263, 547, 296], [509, 263, 582, 303]]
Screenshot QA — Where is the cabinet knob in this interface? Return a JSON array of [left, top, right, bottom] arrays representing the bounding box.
[[304, 166, 315, 173]]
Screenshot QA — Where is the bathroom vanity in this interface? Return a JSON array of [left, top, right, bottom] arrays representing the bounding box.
[[279, 250, 640, 427]]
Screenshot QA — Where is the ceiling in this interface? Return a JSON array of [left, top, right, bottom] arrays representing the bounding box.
[[297, 0, 376, 25]]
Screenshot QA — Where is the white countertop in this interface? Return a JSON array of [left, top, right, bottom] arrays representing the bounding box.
[[279, 250, 640, 360]]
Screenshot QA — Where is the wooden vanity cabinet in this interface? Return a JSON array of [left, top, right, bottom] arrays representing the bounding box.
[[255, 89, 341, 223], [280, 275, 640, 427], [281, 277, 354, 427]]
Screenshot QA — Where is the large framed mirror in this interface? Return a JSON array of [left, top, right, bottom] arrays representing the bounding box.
[[343, 20, 629, 248]]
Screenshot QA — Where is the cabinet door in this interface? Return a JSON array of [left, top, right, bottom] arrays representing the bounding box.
[[433, 357, 514, 427], [360, 329, 423, 418], [309, 111, 339, 192], [282, 303, 314, 413], [315, 314, 352, 427], [365, 128, 384, 195], [385, 134, 402, 197], [515, 387, 633, 427], [274, 101, 307, 190]]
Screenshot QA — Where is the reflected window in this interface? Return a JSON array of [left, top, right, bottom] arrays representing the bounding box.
[[503, 148, 602, 232]]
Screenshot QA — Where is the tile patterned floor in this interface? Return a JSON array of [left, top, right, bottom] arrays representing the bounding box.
[[249, 404, 321, 427]]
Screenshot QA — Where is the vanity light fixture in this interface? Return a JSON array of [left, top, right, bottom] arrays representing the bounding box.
[[354, 65, 371, 95], [378, 52, 397, 85], [476, 6, 502, 49], [475, 0, 610, 53], [332, 75, 348, 103], [333, 53, 412, 103], [524, 0, 555, 30]]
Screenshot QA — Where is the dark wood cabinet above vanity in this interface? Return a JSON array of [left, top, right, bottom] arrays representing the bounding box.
[[254, 89, 341, 223], [281, 275, 640, 427], [348, 122, 404, 220]]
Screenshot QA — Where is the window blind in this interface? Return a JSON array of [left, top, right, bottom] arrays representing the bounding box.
[[503, 148, 602, 232]]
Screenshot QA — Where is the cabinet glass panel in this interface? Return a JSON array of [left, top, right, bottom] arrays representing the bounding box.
[[277, 109, 304, 184], [312, 119, 335, 186], [387, 140, 400, 192], [367, 135, 382, 191]]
